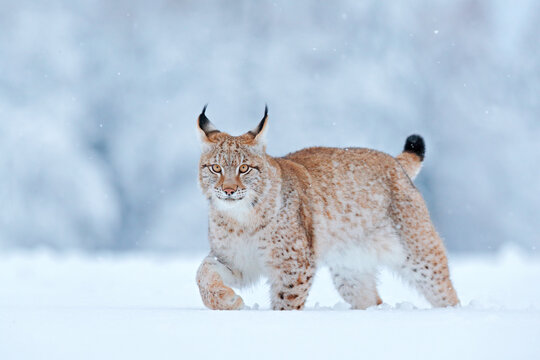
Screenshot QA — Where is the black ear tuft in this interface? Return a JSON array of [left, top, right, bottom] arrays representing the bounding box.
[[404, 134, 425, 161], [248, 105, 268, 137], [198, 104, 219, 136], [198, 104, 209, 129], [257, 104, 268, 133]]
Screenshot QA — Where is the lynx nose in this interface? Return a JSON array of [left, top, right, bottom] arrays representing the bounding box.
[[222, 185, 238, 196]]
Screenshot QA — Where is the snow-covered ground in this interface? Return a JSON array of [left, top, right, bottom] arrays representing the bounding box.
[[1, 247, 539, 359]]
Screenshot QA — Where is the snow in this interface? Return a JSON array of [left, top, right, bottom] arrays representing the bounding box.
[[1, 246, 539, 359]]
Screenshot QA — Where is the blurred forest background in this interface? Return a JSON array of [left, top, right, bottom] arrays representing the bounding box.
[[0, 0, 538, 254]]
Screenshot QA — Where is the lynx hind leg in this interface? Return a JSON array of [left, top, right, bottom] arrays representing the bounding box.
[[392, 192, 460, 307], [196, 255, 244, 310], [330, 267, 382, 309], [397, 243, 459, 308]]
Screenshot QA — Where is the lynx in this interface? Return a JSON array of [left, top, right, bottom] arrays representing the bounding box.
[[196, 106, 459, 310]]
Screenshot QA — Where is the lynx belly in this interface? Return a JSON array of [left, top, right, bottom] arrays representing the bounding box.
[[316, 214, 406, 271]]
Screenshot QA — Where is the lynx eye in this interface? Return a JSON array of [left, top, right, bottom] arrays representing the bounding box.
[[238, 164, 250, 174], [210, 164, 222, 173]]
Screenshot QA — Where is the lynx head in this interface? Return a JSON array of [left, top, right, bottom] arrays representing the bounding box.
[[197, 105, 272, 215]]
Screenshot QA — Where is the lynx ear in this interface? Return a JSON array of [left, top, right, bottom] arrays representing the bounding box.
[[247, 105, 268, 150], [197, 105, 220, 147]]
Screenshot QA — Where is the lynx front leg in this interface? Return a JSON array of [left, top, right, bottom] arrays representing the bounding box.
[[268, 249, 316, 311], [269, 268, 315, 310], [196, 255, 244, 310]]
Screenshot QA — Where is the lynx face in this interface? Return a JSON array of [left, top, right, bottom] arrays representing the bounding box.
[[197, 106, 270, 214]]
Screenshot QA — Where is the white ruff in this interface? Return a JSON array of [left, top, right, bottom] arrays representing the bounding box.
[[212, 195, 255, 224]]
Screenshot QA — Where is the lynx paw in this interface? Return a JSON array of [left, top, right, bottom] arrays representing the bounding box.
[[201, 284, 245, 310]]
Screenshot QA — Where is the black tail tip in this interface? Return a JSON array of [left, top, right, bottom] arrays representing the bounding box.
[[404, 134, 425, 161]]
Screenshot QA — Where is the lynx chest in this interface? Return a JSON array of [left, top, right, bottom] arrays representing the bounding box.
[[210, 225, 270, 286]]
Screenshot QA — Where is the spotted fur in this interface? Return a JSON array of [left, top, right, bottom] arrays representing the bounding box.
[[196, 107, 459, 310]]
